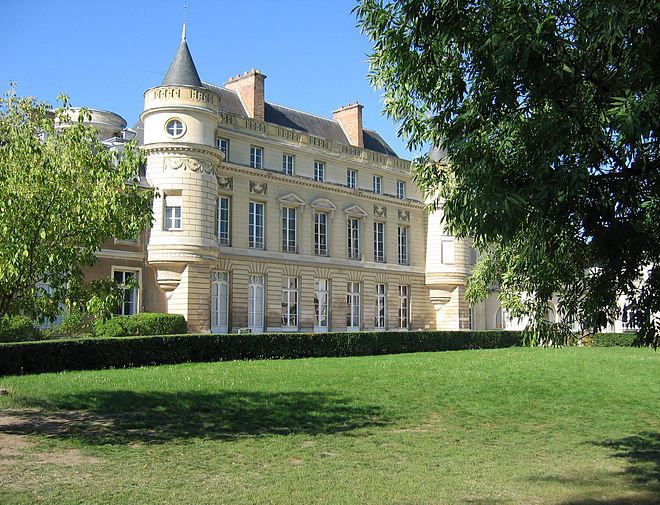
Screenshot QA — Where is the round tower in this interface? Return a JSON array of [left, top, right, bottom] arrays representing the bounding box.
[[141, 24, 223, 332]]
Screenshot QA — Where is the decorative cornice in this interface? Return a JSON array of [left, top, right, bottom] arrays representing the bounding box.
[[142, 142, 224, 163]]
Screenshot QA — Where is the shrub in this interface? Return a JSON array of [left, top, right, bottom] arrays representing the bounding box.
[[0, 315, 40, 343], [0, 330, 522, 376], [590, 332, 640, 347], [43, 308, 95, 339], [94, 313, 187, 338]]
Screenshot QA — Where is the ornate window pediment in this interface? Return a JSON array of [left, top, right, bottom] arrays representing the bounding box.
[[310, 198, 337, 219], [343, 204, 368, 218], [278, 192, 306, 208]]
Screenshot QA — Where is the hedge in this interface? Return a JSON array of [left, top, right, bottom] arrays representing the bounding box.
[[0, 315, 40, 343], [590, 332, 640, 347], [94, 313, 187, 339], [0, 330, 522, 376]]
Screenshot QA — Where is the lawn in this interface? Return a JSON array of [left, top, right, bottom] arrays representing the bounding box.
[[0, 347, 658, 504]]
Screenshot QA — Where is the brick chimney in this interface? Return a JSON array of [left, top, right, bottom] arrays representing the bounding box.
[[333, 102, 364, 148], [224, 69, 266, 121]]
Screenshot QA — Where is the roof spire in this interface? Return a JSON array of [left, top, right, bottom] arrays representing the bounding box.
[[182, 1, 187, 41], [182, 21, 186, 42], [161, 14, 202, 87]]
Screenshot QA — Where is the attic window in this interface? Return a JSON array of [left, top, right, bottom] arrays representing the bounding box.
[[165, 118, 186, 138]]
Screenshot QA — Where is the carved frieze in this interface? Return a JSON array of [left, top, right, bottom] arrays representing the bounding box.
[[217, 176, 233, 190], [164, 157, 218, 175], [398, 210, 410, 222], [374, 205, 387, 218], [250, 181, 267, 196]]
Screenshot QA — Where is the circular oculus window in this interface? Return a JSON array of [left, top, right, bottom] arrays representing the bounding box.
[[165, 118, 186, 138]]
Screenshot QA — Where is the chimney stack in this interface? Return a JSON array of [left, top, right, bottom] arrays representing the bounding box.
[[224, 69, 267, 121], [333, 102, 364, 148]]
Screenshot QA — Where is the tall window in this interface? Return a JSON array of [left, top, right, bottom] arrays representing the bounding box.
[[282, 154, 294, 175], [281, 277, 298, 328], [398, 285, 409, 329], [282, 207, 297, 253], [495, 308, 505, 329], [249, 202, 264, 249], [164, 195, 182, 231], [216, 138, 229, 160], [373, 175, 382, 194], [211, 271, 229, 333], [217, 197, 230, 246], [468, 306, 475, 330], [314, 279, 329, 331], [346, 168, 357, 189], [441, 239, 455, 264], [248, 275, 264, 332], [314, 161, 325, 182], [396, 180, 406, 199], [314, 211, 328, 256], [347, 281, 361, 330], [113, 270, 138, 316], [398, 226, 409, 264], [374, 222, 385, 262], [250, 146, 263, 169], [375, 283, 386, 329], [347, 217, 360, 259]]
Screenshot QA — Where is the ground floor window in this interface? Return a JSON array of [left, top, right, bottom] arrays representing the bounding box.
[[211, 271, 229, 333], [281, 277, 298, 328], [398, 285, 409, 329], [347, 282, 361, 331], [375, 283, 386, 328], [113, 269, 139, 316], [314, 279, 329, 331], [248, 275, 264, 332]]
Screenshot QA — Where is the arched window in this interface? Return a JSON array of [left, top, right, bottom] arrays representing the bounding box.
[[211, 272, 229, 333]]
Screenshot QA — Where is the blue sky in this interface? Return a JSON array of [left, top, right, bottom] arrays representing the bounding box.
[[2, 0, 421, 159]]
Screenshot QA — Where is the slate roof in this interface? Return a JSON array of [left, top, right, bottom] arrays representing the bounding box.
[[162, 39, 202, 87]]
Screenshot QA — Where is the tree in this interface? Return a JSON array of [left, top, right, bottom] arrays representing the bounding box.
[[0, 87, 154, 322], [355, 0, 659, 346]]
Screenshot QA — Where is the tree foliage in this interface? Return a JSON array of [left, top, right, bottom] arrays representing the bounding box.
[[0, 87, 154, 321], [356, 0, 659, 346]]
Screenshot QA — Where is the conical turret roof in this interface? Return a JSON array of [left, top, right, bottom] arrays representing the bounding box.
[[161, 23, 202, 87]]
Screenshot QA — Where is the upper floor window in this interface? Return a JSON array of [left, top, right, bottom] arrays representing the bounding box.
[[314, 211, 328, 256], [374, 222, 385, 262], [373, 175, 382, 194], [249, 201, 264, 249], [216, 138, 229, 159], [314, 161, 325, 182], [441, 239, 455, 264], [282, 154, 294, 176], [347, 217, 361, 259], [396, 180, 406, 199], [282, 207, 297, 253], [347, 169, 357, 189], [164, 195, 182, 231], [165, 118, 185, 138], [250, 146, 263, 169], [217, 197, 231, 246], [398, 226, 409, 265]]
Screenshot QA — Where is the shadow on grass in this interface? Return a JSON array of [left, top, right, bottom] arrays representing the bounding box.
[[553, 432, 660, 505], [0, 390, 390, 445]]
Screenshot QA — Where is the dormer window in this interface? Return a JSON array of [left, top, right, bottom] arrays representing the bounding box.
[[165, 118, 186, 138]]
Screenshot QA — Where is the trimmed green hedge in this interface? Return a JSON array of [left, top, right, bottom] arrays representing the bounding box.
[[0, 315, 40, 343], [0, 330, 522, 376], [94, 313, 188, 339], [590, 332, 640, 347]]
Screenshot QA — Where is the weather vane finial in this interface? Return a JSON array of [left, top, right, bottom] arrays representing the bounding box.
[[182, 1, 187, 41]]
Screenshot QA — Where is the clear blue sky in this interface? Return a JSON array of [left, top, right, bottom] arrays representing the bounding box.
[[2, 0, 422, 160]]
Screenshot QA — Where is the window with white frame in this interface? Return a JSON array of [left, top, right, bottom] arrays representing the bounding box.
[[248, 275, 264, 332], [314, 211, 328, 256], [347, 217, 360, 259], [217, 197, 231, 246], [282, 154, 294, 175], [281, 277, 298, 328], [347, 168, 357, 189], [211, 271, 229, 333], [314, 160, 325, 182], [374, 222, 385, 262], [495, 308, 505, 329], [164, 195, 182, 231], [314, 279, 329, 331], [250, 146, 263, 169], [165, 118, 185, 138], [216, 138, 229, 160], [249, 201, 264, 249], [282, 206, 297, 253], [113, 269, 139, 316], [441, 239, 455, 264], [347, 281, 361, 330], [398, 285, 410, 329], [396, 180, 406, 199], [373, 175, 382, 194], [398, 226, 409, 264], [375, 283, 386, 329]]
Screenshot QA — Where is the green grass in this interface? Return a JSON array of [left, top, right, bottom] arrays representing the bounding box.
[[0, 347, 658, 504]]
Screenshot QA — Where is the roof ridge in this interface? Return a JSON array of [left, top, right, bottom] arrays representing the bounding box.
[[266, 101, 338, 123]]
